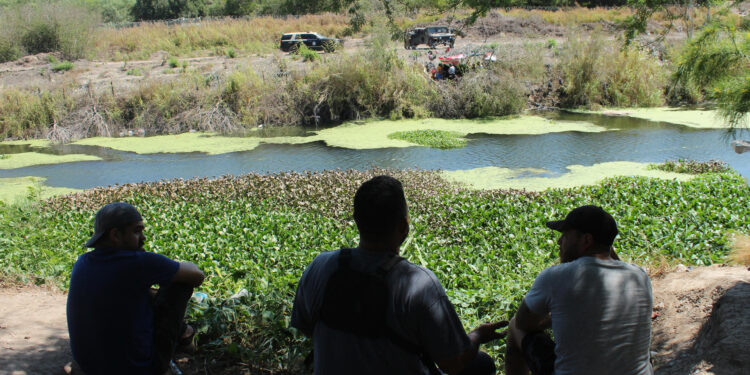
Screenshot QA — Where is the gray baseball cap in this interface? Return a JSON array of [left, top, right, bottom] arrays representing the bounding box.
[[84, 202, 143, 248]]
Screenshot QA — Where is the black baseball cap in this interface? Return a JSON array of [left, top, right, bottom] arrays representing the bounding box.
[[84, 202, 143, 248], [546, 205, 618, 246]]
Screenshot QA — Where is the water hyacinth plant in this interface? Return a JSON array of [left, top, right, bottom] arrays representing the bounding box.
[[1, 168, 748, 369]]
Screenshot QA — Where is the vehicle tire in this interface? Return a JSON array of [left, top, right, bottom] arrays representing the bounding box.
[[429, 41, 435, 49], [449, 41, 455, 48], [289, 43, 299, 54]]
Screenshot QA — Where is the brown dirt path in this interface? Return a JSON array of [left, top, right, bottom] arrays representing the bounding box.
[[2, 265, 749, 374], [0, 287, 70, 375]]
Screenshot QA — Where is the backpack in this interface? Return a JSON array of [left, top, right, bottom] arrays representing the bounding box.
[[316, 248, 440, 374]]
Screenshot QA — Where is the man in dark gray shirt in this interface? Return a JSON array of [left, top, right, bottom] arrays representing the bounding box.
[[505, 205, 653, 375], [291, 175, 507, 375]]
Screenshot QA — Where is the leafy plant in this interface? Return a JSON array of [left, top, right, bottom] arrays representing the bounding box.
[[126, 68, 144, 76], [226, 48, 237, 58], [388, 129, 467, 149], [293, 43, 319, 62], [0, 168, 748, 369], [51, 61, 74, 72], [167, 56, 179, 68]]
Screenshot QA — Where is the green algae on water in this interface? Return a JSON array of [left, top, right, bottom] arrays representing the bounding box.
[[314, 116, 606, 149], [0, 152, 101, 170], [586, 107, 744, 129], [73, 133, 264, 155], [0, 176, 80, 203], [442, 161, 695, 191]]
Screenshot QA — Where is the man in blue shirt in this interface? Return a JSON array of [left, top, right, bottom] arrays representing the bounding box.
[[67, 202, 205, 375]]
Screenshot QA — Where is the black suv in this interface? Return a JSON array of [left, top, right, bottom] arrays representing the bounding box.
[[404, 26, 456, 49], [279, 32, 343, 53]]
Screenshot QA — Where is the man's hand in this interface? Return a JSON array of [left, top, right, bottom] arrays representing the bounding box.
[[437, 321, 509, 374], [469, 321, 509, 344]]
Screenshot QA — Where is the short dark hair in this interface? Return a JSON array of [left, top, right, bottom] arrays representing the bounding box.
[[353, 176, 408, 240]]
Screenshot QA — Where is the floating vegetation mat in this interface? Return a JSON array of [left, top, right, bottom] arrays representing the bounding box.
[[0, 152, 101, 170], [588, 107, 742, 129], [0, 176, 80, 203], [2, 168, 748, 370], [442, 162, 695, 191]]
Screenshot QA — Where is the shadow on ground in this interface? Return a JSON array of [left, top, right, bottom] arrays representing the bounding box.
[[655, 281, 750, 375]]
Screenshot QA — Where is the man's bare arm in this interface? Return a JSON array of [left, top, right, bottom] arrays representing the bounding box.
[[515, 299, 550, 332], [172, 262, 205, 287]]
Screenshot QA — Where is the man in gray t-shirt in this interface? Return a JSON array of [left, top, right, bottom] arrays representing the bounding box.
[[505, 205, 653, 375], [292, 175, 507, 375]]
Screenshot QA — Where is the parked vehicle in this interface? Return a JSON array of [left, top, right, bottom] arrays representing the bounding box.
[[279, 32, 343, 53], [404, 26, 456, 49]]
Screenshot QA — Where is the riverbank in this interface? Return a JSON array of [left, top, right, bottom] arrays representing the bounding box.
[[1, 168, 748, 370], [2, 6, 745, 142]]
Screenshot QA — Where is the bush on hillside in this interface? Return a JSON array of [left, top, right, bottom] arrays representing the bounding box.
[[0, 38, 21, 63], [130, 0, 209, 20], [0, 2, 99, 60], [430, 69, 526, 118]]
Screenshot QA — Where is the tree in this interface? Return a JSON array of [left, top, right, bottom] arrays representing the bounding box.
[[673, 20, 749, 129], [130, 0, 208, 21]]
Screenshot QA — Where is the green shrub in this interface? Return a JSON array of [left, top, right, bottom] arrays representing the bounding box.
[[226, 48, 237, 58], [0, 39, 21, 63], [558, 33, 665, 108], [51, 61, 74, 72], [126, 68, 144, 76], [167, 56, 179, 68], [0, 3, 99, 60], [388, 129, 467, 149], [294, 43, 319, 62], [22, 22, 61, 55], [429, 69, 526, 119], [546, 38, 557, 48]]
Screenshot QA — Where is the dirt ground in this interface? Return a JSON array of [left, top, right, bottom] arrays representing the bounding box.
[[0, 11, 638, 100], [1, 265, 749, 375]]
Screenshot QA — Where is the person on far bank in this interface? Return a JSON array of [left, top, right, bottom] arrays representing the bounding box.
[[291, 175, 507, 375], [505, 205, 653, 375], [67, 202, 205, 375]]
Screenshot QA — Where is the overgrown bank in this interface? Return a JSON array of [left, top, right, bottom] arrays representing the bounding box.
[[0, 32, 704, 141], [1, 168, 748, 370]]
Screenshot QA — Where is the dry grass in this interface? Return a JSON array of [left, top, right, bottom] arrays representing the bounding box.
[[499, 7, 633, 26], [728, 233, 750, 266], [93, 14, 350, 60]]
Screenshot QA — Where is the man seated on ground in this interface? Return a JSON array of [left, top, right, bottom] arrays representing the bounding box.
[[505, 205, 653, 375], [291, 175, 507, 375], [67, 202, 205, 375]]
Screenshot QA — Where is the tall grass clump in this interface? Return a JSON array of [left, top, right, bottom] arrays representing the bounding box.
[[94, 14, 348, 60], [430, 69, 526, 118], [558, 32, 665, 109], [290, 21, 432, 124], [0, 88, 71, 139], [0, 2, 100, 61]]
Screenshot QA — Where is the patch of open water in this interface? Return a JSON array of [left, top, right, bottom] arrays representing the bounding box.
[[0, 112, 747, 189]]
